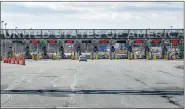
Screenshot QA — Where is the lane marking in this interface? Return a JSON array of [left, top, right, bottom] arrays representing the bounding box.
[[68, 69, 78, 107], [1, 69, 45, 107], [50, 78, 58, 88]]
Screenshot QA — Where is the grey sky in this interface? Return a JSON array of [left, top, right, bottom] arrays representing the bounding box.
[[1, 2, 184, 29]]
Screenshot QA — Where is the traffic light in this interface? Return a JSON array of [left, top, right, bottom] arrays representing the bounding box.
[[47, 40, 57, 44], [59, 46, 64, 52], [134, 40, 143, 43], [82, 40, 92, 43], [116, 40, 126, 43], [65, 40, 74, 43], [12, 40, 23, 43], [30, 40, 40, 44], [99, 40, 109, 43], [170, 40, 179, 44], [152, 40, 161, 44]]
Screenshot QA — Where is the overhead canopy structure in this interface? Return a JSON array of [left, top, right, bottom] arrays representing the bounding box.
[[0, 29, 184, 39]]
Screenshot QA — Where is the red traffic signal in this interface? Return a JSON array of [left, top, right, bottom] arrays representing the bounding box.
[[48, 40, 57, 44], [31, 40, 39, 44], [170, 40, 179, 44], [99, 40, 109, 43], [65, 40, 74, 44], [134, 40, 143, 43], [152, 40, 161, 44]]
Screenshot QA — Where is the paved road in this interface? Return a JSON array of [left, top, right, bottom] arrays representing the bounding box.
[[1, 60, 184, 108]]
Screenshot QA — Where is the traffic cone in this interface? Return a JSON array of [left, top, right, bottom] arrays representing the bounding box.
[[17, 58, 20, 64], [3, 58, 5, 63], [3, 58, 7, 63], [15, 58, 17, 64], [22, 58, 25, 65], [19, 57, 25, 65], [8, 58, 11, 64], [15, 58, 19, 64], [11, 58, 15, 64], [18, 58, 21, 64]]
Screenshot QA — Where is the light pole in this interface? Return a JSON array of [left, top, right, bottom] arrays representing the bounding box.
[[14, 27, 18, 53], [4, 23, 7, 54], [170, 26, 173, 51], [5, 23, 7, 29], [1, 21, 4, 55], [148, 28, 151, 48], [1, 21, 4, 30], [15, 27, 17, 32]]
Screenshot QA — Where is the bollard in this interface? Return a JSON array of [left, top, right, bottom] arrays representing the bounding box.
[[128, 52, 132, 60], [56, 56, 60, 60], [153, 54, 156, 60], [115, 54, 118, 60], [173, 55, 176, 60], [75, 55, 79, 60], [164, 55, 168, 60], [134, 52, 137, 60], [32, 55, 34, 60], [146, 54, 149, 60], [90, 53, 92, 60], [128, 54, 130, 60], [71, 55, 74, 60], [95, 53, 99, 60], [37, 55, 40, 60]]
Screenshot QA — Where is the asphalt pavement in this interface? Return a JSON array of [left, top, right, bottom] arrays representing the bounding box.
[[1, 59, 184, 108]]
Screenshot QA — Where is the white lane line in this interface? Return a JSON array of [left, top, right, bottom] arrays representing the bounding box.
[[1, 69, 45, 107], [70, 72, 77, 91], [50, 78, 58, 87], [1, 77, 26, 106], [68, 69, 78, 106]]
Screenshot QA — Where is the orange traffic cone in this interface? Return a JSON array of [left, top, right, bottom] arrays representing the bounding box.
[[19, 57, 25, 65], [8, 58, 11, 64], [3, 58, 7, 63], [17, 58, 20, 64], [11, 58, 15, 64], [22, 58, 25, 65], [15, 58, 19, 64], [18, 58, 21, 65]]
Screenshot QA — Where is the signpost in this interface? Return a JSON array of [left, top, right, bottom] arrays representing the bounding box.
[[1, 29, 183, 39]]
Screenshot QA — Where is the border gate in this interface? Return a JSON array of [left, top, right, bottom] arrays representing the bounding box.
[[0, 29, 184, 60]]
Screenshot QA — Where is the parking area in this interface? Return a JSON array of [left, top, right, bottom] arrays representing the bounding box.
[[1, 60, 184, 108]]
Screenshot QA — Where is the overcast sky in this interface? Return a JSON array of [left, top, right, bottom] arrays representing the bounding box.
[[1, 2, 184, 29]]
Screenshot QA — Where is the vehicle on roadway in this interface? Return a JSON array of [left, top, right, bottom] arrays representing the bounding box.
[[79, 54, 87, 61]]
